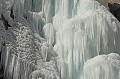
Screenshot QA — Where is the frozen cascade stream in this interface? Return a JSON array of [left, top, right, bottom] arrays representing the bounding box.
[[53, 0, 120, 79], [0, 0, 120, 79]]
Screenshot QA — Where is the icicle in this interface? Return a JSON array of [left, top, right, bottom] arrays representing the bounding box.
[[43, 23, 55, 45]]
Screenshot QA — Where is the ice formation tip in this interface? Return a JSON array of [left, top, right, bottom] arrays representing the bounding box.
[[81, 53, 120, 79]]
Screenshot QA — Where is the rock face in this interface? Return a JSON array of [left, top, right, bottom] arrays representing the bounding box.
[[108, 0, 120, 4], [0, 0, 120, 79], [109, 3, 120, 21]]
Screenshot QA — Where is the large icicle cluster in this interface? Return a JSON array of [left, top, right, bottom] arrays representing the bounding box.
[[53, 0, 120, 79], [81, 53, 120, 79], [0, 0, 120, 79]]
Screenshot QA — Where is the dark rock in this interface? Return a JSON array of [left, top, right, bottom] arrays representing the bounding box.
[[1, 14, 11, 30], [0, 66, 4, 79], [10, 6, 14, 19], [108, 3, 120, 21]]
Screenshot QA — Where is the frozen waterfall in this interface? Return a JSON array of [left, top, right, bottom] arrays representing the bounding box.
[[0, 0, 120, 79]]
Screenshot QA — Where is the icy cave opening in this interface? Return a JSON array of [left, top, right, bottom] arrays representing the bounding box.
[[0, 0, 120, 79]]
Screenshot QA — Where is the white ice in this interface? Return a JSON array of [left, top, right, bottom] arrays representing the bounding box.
[[0, 0, 120, 79], [81, 53, 120, 79]]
